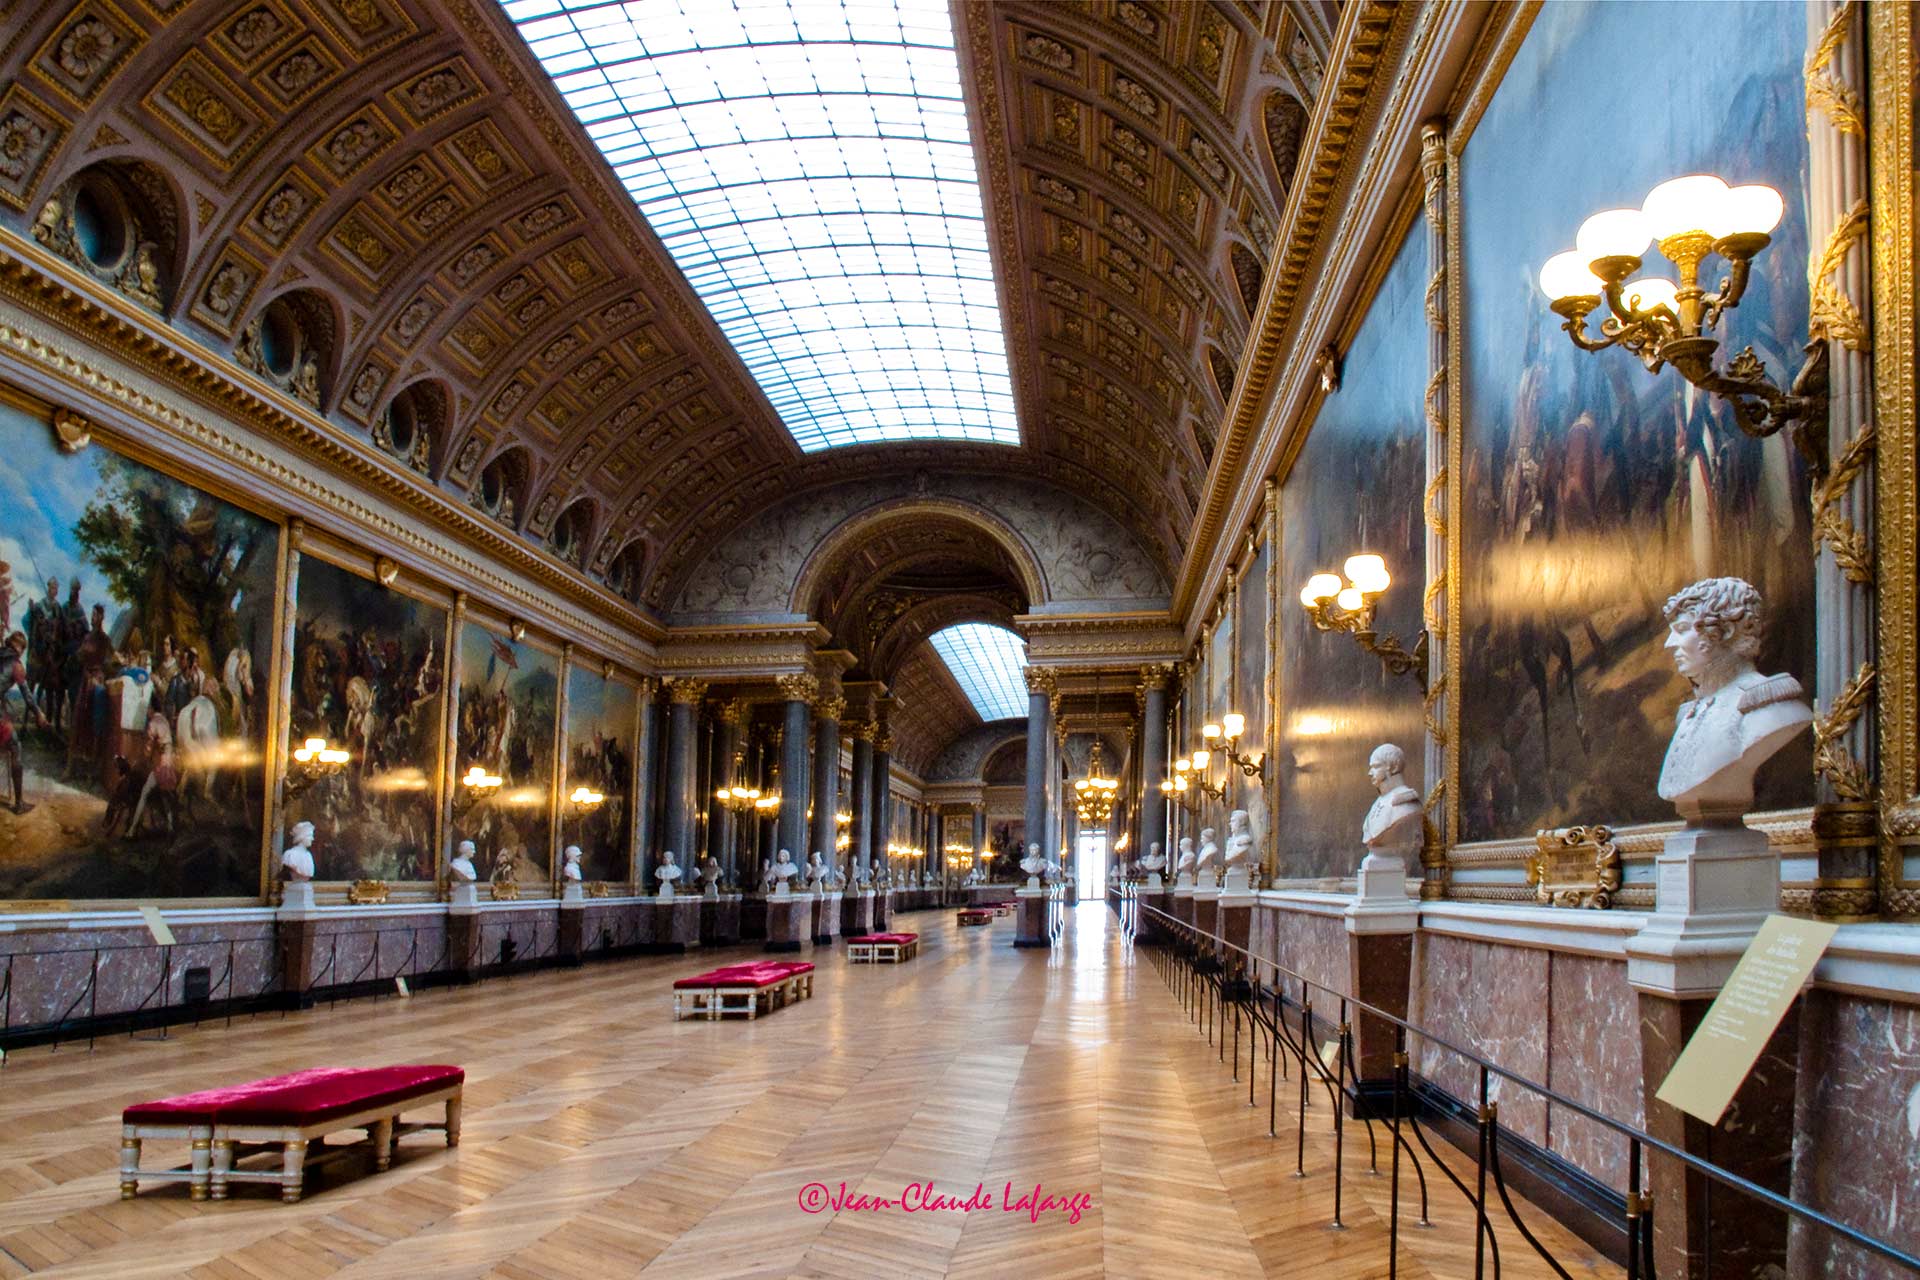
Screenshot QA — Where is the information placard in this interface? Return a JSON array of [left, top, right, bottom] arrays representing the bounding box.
[[1654, 914, 1837, 1124], [137, 905, 175, 946]]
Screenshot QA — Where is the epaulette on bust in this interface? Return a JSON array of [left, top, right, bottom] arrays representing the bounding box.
[[1738, 673, 1804, 714]]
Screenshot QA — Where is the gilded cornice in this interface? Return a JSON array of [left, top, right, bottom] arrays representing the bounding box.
[[0, 246, 664, 668]]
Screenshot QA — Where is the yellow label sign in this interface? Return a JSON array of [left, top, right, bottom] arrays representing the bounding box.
[[1654, 914, 1837, 1124], [1319, 1039, 1342, 1072], [137, 905, 176, 946]]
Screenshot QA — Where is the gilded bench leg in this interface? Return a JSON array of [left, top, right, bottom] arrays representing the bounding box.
[[210, 1138, 233, 1200], [281, 1139, 308, 1203], [372, 1118, 394, 1172], [119, 1132, 140, 1200], [189, 1137, 212, 1202], [445, 1094, 462, 1148]]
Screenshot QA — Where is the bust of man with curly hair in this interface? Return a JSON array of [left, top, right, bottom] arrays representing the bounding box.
[[1657, 577, 1811, 823]]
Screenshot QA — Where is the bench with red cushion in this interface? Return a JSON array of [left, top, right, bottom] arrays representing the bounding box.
[[846, 931, 919, 963], [957, 910, 992, 927], [672, 960, 815, 1020], [121, 1065, 463, 1203]]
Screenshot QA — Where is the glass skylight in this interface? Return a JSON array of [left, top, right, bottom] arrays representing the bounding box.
[[501, 0, 1019, 451], [928, 623, 1028, 722]]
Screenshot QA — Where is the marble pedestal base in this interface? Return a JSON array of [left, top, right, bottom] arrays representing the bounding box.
[[1137, 890, 1170, 943], [740, 895, 768, 941], [1626, 821, 1792, 1278], [1635, 992, 1798, 1278], [558, 902, 585, 963], [274, 910, 321, 1005], [444, 907, 480, 985], [1171, 888, 1195, 927], [700, 894, 741, 946], [764, 895, 813, 953], [1014, 888, 1049, 947], [842, 890, 875, 937], [874, 890, 894, 932], [1215, 893, 1253, 959], [810, 892, 842, 945], [1344, 925, 1414, 1116]]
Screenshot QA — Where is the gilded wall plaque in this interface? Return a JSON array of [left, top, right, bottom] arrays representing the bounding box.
[[1526, 825, 1622, 909]]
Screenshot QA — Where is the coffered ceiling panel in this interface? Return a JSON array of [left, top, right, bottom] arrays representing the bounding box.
[[0, 0, 1327, 613]]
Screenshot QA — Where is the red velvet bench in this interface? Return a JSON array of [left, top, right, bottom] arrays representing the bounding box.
[[121, 1065, 463, 1203], [672, 961, 815, 1021], [846, 932, 919, 963], [957, 910, 992, 927]]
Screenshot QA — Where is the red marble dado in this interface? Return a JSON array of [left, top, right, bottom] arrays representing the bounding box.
[[1789, 990, 1920, 1277], [309, 911, 447, 986], [1255, 905, 1349, 1003], [0, 919, 278, 1031], [1411, 932, 1551, 1147], [1544, 951, 1643, 1190]]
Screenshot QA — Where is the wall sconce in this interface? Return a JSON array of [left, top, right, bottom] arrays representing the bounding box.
[[287, 736, 350, 794], [1299, 553, 1429, 691], [1538, 174, 1826, 471], [461, 763, 503, 792], [1157, 770, 1200, 812], [1202, 712, 1264, 781], [568, 785, 605, 810], [1168, 749, 1225, 802]]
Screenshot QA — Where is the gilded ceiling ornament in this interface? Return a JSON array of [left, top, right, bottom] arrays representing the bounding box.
[[57, 19, 120, 80], [1023, 34, 1073, 71]]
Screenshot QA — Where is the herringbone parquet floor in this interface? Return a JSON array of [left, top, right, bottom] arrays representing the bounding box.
[[0, 905, 1618, 1278]]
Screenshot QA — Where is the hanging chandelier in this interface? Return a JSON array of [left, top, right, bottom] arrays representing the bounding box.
[[1072, 670, 1119, 826]]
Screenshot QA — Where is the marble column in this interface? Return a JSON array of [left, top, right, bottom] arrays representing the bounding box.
[[660, 678, 706, 869], [849, 720, 875, 873], [633, 678, 659, 889], [873, 723, 894, 877], [809, 692, 843, 869], [777, 675, 815, 860], [1024, 667, 1056, 852]]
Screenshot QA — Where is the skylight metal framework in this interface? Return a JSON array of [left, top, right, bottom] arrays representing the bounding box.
[[502, 0, 1019, 451], [928, 623, 1028, 722]]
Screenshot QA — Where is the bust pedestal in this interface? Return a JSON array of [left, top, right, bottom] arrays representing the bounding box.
[[1344, 850, 1417, 935], [1014, 886, 1049, 948], [561, 880, 584, 904], [279, 880, 316, 914], [558, 885, 585, 963], [1220, 864, 1249, 895], [700, 892, 741, 945], [765, 893, 812, 952], [1195, 866, 1219, 893]]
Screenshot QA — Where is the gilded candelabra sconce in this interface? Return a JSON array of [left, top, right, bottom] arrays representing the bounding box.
[[461, 763, 503, 793], [286, 736, 350, 796], [1165, 751, 1224, 804], [1537, 174, 1827, 471], [1202, 713, 1263, 782], [1299, 554, 1429, 691], [568, 784, 605, 812]]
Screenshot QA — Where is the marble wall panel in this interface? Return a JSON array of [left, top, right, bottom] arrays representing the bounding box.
[[0, 921, 278, 1028], [311, 910, 447, 982], [1263, 906, 1349, 1003], [1789, 991, 1920, 1277], [471, 906, 559, 968], [1410, 933, 1549, 1144], [1544, 951, 1643, 1191]]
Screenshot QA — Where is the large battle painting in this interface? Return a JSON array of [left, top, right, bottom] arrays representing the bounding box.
[[1458, 0, 1815, 842], [560, 663, 637, 885], [285, 555, 445, 881], [1276, 226, 1429, 881], [988, 818, 1025, 879], [0, 405, 278, 899], [453, 622, 558, 888]]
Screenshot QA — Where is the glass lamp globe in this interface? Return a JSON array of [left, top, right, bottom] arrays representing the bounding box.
[[1343, 553, 1390, 594], [1622, 277, 1679, 315], [1336, 586, 1364, 611], [1641, 174, 1732, 241], [1538, 250, 1602, 301], [1574, 207, 1651, 260], [1723, 184, 1784, 236]]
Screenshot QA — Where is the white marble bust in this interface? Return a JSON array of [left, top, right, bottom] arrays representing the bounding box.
[[656, 849, 682, 898], [1174, 836, 1196, 890], [1224, 811, 1253, 868], [1656, 577, 1813, 823], [1195, 827, 1220, 890], [561, 845, 583, 882], [1019, 840, 1048, 889], [1141, 842, 1167, 872], [279, 820, 315, 881], [448, 840, 479, 882], [701, 856, 721, 896], [806, 850, 830, 893], [771, 848, 799, 895], [1362, 745, 1424, 855]]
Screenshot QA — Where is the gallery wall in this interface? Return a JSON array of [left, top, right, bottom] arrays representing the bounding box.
[[1170, 0, 1819, 883], [0, 396, 649, 904]]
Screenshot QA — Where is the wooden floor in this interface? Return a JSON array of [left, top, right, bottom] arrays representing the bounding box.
[[0, 906, 1620, 1279]]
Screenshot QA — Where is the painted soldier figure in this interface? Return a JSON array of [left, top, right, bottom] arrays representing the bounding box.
[[25, 578, 62, 729], [0, 630, 45, 813]]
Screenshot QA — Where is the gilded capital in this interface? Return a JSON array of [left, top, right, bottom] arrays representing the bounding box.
[[718, 698, 747, 726], [874, 731, 895, 754], [663, 676, 709, 705], [848, 719, 876, 742], [1136, 662, 1173, 692], [1024, 666, 1058, 696], [634, 674, 659, 696], [814, 695, 847, 721], [776, 673, 819, 703]]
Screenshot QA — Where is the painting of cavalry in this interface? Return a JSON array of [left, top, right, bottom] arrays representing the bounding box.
[[0, 404, 278, 898], [284, 555, 445, 881], [560, 663, 637, 885], [453, 622, 558, 887]]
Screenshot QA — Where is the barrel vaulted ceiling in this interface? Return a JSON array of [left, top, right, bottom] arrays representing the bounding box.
[[0, 0, 1329, 616]]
